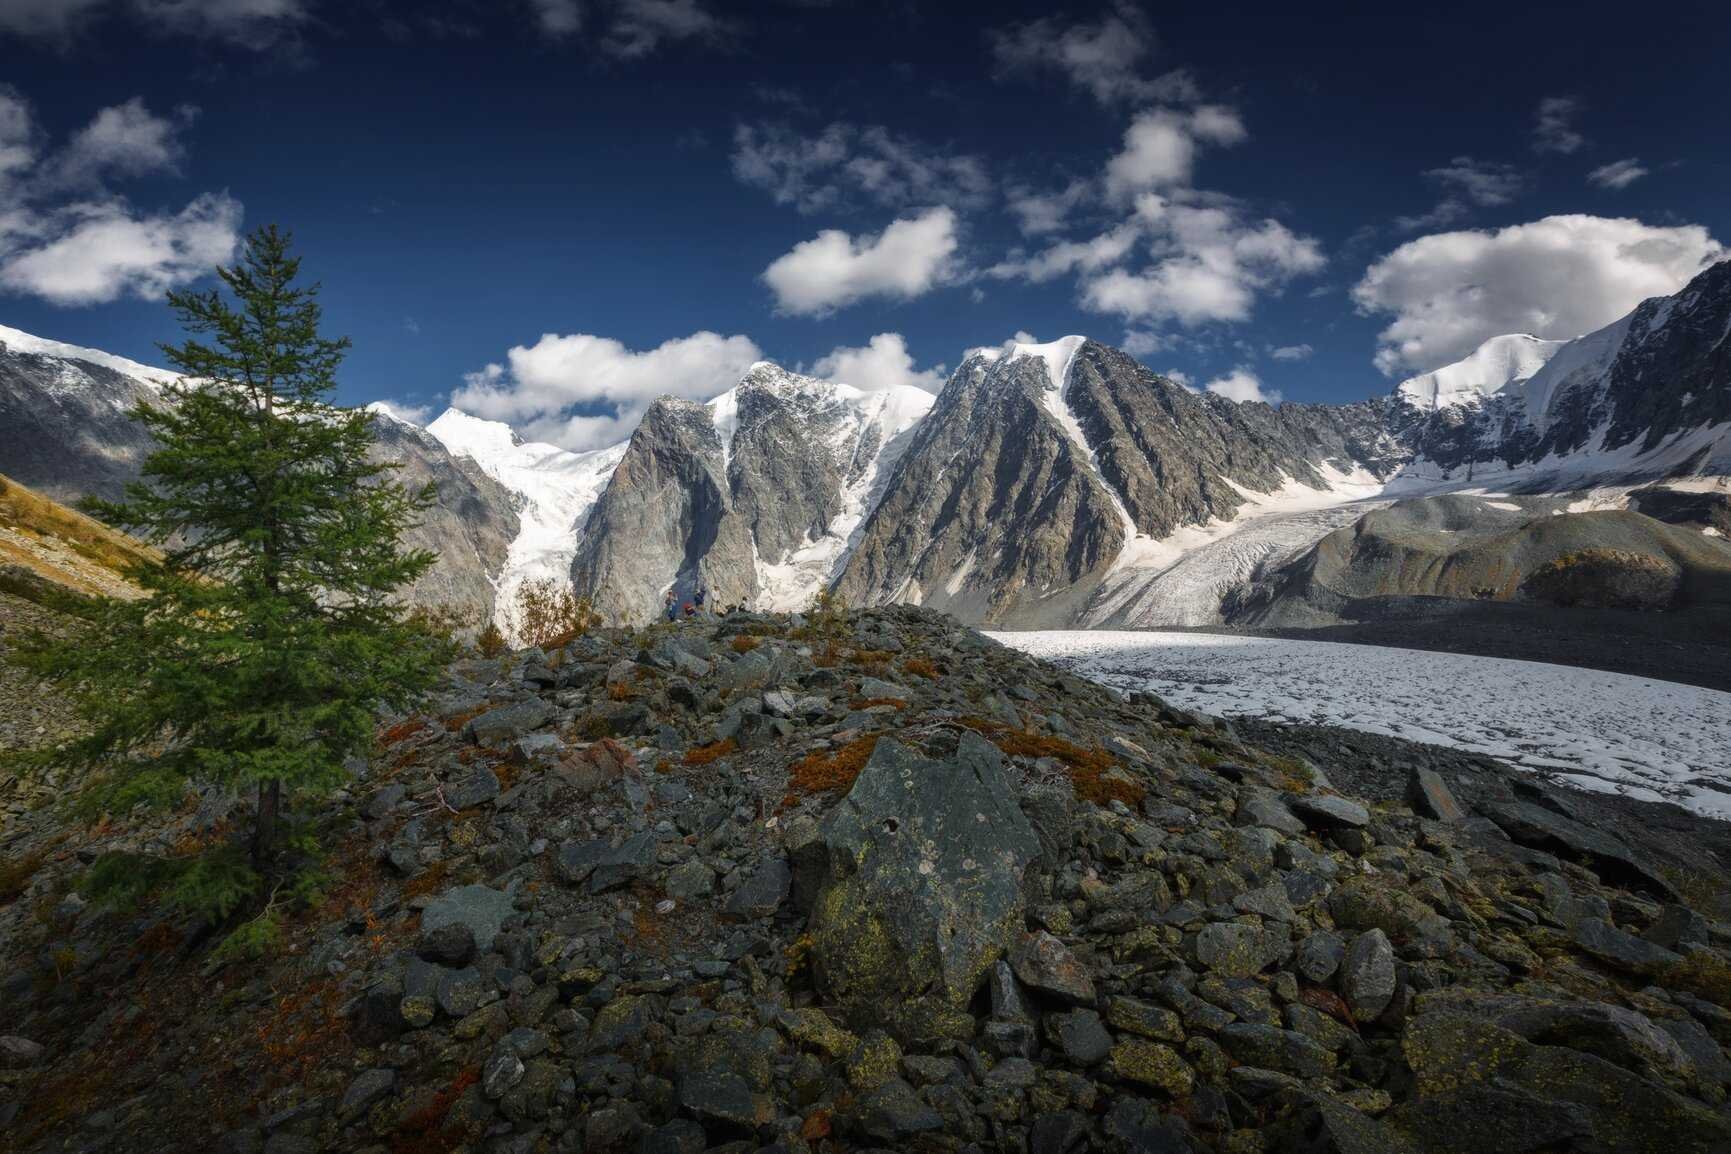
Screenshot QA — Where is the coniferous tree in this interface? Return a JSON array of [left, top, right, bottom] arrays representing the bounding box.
[[12, 225, 446, 919]]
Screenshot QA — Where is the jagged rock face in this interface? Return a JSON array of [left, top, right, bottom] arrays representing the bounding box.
[[368, 416, 520, 622], [836, 341, 1405, 627], [725, 369, 851, 563], [1065, 342, 1404, 539], [834, 351, 1128, 627], [573, 366, 932, 623], [1396, 259, 1731, 479], [0, 336, 519, 626], [0, 343, 159, 506], [572, 396, 756, 623]]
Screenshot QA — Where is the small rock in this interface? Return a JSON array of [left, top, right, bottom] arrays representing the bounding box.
[[1108, 1040, 1195, 1096], [482, 1053, 524, 1099], [1340, 929, 1398, 1020], [1048, 1008, 1113, 1066], [0, 1036, 44, 1068], [1408, 768, 1464, 822], [339, 1068, 395, 1121], [1010, 931, 1097, 1004], [1289, 794, 1370, 829], [725, 857, 791, 918]]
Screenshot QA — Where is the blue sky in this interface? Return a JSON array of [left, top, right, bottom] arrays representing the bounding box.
[[1, 0, 1727, 447]]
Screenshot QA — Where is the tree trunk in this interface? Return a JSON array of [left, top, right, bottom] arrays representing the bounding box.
[[252, 778, 281, 865]]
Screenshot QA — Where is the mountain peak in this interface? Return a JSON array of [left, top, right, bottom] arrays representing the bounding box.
[[1394, 332, 1568, 413], [0, 322, 178, 388]]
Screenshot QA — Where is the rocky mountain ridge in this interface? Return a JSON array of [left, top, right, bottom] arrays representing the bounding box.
[[2, 259, 1727, 628]]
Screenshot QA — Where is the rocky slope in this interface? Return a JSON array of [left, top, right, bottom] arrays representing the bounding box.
[[3, 606, 1731, 1152], [0, 331, 521, 626], [1227, 494, 1731, 626]]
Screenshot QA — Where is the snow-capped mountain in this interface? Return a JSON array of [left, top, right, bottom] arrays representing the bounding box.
[[0, 331, 520, 625], [1393, 332, 1566, 414], [571, 363, 932, 624], [2, 258, 1725, 632], [426, 408, 624, 637]]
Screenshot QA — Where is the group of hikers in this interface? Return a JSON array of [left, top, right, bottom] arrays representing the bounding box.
[[664, 583, 708, 623]]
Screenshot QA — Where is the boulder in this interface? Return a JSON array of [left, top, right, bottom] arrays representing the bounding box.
[[421, 885, 514, 952], [808, 733, 1040, 1014], [1339, 929, 1397, 1021], [466, 700, 553, 746]]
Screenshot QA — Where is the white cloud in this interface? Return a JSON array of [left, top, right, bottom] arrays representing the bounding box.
[[1079, 195, 1324, 326], [1394, 198, 1470, 233], [0, 91, 240, 305], [1533, 96, 1585, 155], [55, 98, 191, 186], [1587, 158, 1649, 190], [1162, 368, 1194, 390], [987, 222, 1138, 283], [1104, 105, 1245, 202], [1121, 330, 1168, 357], [526, 0, 580, 37], [603, 0, 723, 58], [452, 329, 763, 451], [731, 122, 990, 214], [762, 206, 959, 315], [1353, 214, 1724, 375], [1203, 367, 1278, 404], [811, 332, 945, 393], [1425, 156, 1522, 206], [0, 192, 241, 304], [1006, 179, 1091, 236], [989, 3, 1194, 106], [1269, 343, 1312, 361]]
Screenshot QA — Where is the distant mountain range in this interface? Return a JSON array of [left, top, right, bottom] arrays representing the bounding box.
[[2, 260, 1727, 633]]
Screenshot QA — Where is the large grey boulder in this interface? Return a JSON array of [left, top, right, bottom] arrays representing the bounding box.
[[809, 732, 1040, 1014], [421, 885, 515, 953]]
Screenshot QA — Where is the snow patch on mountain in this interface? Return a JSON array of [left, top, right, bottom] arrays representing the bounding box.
[[427, 407, 624, 638], [715, 367, 933, 610], [1085, 462, 1389, 625], [1395, 333, 1565, 412], [0, 323, 178, 389]]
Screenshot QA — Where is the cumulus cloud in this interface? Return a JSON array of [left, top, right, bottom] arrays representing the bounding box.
[[452, 329, 763, 451], [1121, 330, 1168, 357], [811, 332, 945, 393], [989, 2, 1194, 106], [987, 222, 1139, 283], [1353, 214, 1724, 375], [1269, 343, 1312, 361], [1533, 96, 1585, 155], [0, 0, 311, 47], [0, 192, 241, 304], [1162, 368, 1194, 390], [1203, 367, 1277, 404], [762, 206, 959, 315], [731, 122, 991, 214], [1104, 105, 1245, 202], [1079, 194, 1324, 326], [0, 89, 240, 305], [1425, 156, 1522, 206], [1006, 179, 1091, 236], [1588, 158, 1649, 190]]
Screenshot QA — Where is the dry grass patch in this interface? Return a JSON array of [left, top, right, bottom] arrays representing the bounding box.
[[784, 733, 881, 805], [959, 717, 1145, 808], [730, 634, 761, 653], [684, 738, 738, 766]]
